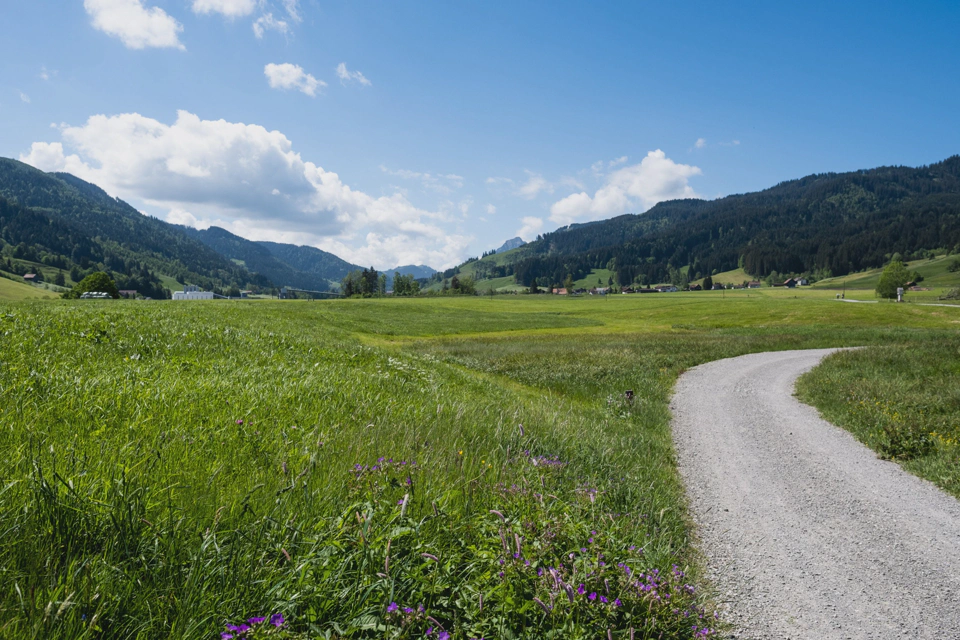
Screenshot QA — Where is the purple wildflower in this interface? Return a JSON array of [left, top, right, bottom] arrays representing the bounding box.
[[387, 602, 399, 613], [270, 613, 284, 627], [577, 584, 586, 595], [247, 616, 266, 624], [600, 595, 609, 604], [226, 624, 249, 632], [588, 592, 597, 601], [221, 634, 233, 640], [235, 419, 243, 425], [615, 598, 623, 607], [438, 633, 451, 640]]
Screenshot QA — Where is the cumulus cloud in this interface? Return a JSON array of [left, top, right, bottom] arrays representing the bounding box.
[[19, 91, 30, 104], [380, 165, 463, 195], [191, 0, 255, 17], [516, 216, 544, 241], [20, 110, 470, 269], [336, 63, 372, 86], [39, 66, 57, 81], [253, 13, 288, 38], [264, 63, 324, 96], [695, 138, 707, 149], [84, 0, 185, 50], [549, 150, 701, 225], [486, 204, 496, 215]]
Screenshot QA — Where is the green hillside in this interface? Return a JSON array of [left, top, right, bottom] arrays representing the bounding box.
[[448, 156, 960, 291], [0, 158, 272, 297], [0, 276, 59, 300]]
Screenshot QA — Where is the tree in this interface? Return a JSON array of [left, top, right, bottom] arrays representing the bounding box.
[[529, 280, 540, 294], [54, 271, 65, 286], [65, 272, 120, 299], [563, 273, 574, 292], [702, 275, 713, 291], [876, 260, 911, 299]]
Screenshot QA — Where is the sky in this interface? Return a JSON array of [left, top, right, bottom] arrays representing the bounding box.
[[2, 1, 959, 270]]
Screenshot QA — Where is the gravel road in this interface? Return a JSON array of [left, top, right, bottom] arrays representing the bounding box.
[[671, 349, 960, 639]]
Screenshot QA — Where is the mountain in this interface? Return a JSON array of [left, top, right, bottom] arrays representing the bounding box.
[[495, 237, 526, 253], [456, 156, 960, 287], [257, 241, 360, 290], [181, 227, 360, 291], [387, 264, 437, 280], [0, 158, 269, 297]]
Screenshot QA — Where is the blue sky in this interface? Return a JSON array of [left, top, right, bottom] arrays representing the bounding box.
[[2, 1, 959, 269]]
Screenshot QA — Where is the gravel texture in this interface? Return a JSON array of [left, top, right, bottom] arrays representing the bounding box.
[[671, 349, 960, 639]]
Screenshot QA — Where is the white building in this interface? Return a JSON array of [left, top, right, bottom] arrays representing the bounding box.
[[173, 284, 214, 300]]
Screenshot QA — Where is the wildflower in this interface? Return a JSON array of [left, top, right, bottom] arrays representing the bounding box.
[[577, 584, 586, 595], [615, 598, 623, 607], [236, 419, 243, 425], [387, 602, 399, 613], [404, 607, 414, 614], [226, 624, 249, 632], [600, 595, 609, 604], [270, 613, 284, 627], [533, 597, 552, 613], [588, 592, 597, 601], [221, 634, 233, 640], [247, 616, 266, 624], [438, 632, 451, 640]]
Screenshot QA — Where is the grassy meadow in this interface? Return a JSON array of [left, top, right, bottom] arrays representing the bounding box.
[[1, 293, 958, 639]]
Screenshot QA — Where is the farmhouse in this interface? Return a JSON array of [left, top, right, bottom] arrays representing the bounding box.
[[748, 281, 762, 288], [655, 285, 678, 293], [22, 273, 37, 282], [118, 289, 138, 299]]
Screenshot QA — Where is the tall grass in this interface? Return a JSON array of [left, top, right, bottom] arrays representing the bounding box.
[[0, 297, 956, 638]]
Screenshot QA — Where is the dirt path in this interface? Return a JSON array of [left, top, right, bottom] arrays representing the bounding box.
[[671, 349, 960, 639]]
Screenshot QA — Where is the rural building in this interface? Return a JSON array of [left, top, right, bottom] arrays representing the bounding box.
[[747, 281, 762, 288], [173, 284, 214, 300], [22, 273, 37, 282], [781, 278, 798, 288], [655, 285, 678, 292], [688, 284, 702, 291], [118, 289, 138, 298], [80, 291, 112, 299], [712, 282, 726, 290]]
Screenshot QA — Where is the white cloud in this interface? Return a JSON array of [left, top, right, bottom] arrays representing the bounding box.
[[281, 0, 301, 21], [486, 204, 496, 215], [264, 63, 324, 96], [20, 110, 470, 270], [518, 171, 553, 199], [516, 216, 543, 241], [549, 150, 701, 225], [19, 91, 30, 104], [253, 13, 288, 38], [84, 0, 185, 50], [695, 138, 707, 149], [39, 66, 57, 81], [191, 0, 255, 17], [609, 156, 628, 167], [336, 63, 372, 86], [719, 139, 741, 147], [380, 165, 463, 194]]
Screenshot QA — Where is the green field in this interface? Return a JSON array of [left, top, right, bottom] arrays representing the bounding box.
[[0, 276, 59, 300], [1, 295, 958, 639]]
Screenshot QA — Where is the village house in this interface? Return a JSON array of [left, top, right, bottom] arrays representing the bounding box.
[[22, 273, 37, 282]]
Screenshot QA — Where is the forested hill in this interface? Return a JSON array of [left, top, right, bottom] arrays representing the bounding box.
[[181, 227, 361, 291], [0, 158, 269, 295], [492, 156, 960, 287]]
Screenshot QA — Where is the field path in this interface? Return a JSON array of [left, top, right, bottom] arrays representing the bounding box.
[[670, 349, 960, 639]]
